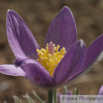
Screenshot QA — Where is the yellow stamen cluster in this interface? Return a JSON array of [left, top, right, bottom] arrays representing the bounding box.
[[36, 43, 66, 77]]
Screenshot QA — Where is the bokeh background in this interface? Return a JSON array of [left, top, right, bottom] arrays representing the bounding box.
[[0, 0, 103, 102]]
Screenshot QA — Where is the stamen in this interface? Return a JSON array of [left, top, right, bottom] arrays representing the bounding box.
[[36, 42, 66, 77]]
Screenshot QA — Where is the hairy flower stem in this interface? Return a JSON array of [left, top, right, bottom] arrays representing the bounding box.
[[53, 88, 56, 103], [48, 89, 53, 103], [48, 89, 56, 103]]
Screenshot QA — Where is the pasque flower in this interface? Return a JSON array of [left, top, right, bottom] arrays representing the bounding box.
[[98, 85, 103, 95], [0, 6, 103, 88], [57, 91, 72, 103]]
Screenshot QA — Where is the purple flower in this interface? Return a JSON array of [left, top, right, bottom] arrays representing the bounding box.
[[0, 6, 103, 88], [98, 85, 103, 95], [57, 91, 72, 103]]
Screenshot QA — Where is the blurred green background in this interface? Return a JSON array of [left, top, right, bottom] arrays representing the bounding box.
[[0, 0, 103, 102]]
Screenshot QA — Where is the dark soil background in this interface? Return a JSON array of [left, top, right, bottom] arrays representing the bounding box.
[[0, 0, 103, 103]]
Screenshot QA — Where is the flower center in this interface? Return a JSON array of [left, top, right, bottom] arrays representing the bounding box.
[[36, 42, 66, 77]]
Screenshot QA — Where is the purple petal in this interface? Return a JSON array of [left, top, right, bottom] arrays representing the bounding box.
[[81, 34, 103, 71], [53, 40, 86, 85], [98, 85, 103, 95], [45, 6, 77, 50], [14, 55, 29, 66], [57, 91, 72, 103], [66, 91, 73, 95], [0, 65, 26, 77], [6, 10, 40, 59], [15, 57, 55, 88], [63, 34, 103, 84]]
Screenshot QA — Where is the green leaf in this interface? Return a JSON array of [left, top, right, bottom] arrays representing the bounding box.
[[23, 93, 34, 103], [33, 91, 44, 103], [75, 87, 79, 95], [73, 87, 79, 95], [13, 96, 22, 103]]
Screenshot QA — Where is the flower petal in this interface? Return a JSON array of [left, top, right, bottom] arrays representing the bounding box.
[[45, 6, 77, 50], [66, 91, 73, 95], [6, 10, 40, 59], [81, 34, 103, 71], [15, 57, 55, 88], [53, 40, 86, 85], [98, 85, 103, 95], [0, 65, 26, 77], [63, 34, 103, 84]]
